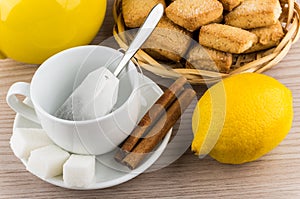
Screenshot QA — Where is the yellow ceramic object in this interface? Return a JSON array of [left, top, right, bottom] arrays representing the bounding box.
[[0, 0, 106, 64]]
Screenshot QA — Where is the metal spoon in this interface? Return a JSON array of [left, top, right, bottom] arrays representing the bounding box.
[[55, 3, 164, 121]]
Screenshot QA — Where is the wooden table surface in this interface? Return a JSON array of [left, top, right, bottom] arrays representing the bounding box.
[[1, 1, 300, 198]]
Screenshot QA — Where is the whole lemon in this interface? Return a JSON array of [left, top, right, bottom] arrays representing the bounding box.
[[191, 73, 293, 164], [0, 0, 106, 64]]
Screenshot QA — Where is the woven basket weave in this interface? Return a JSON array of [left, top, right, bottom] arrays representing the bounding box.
[[113, 0, 300, 84]]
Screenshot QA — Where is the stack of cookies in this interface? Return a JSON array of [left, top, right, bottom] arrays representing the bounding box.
[[122, 0, 285, 73]]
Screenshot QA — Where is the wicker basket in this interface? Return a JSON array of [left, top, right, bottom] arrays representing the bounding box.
[[112, 0, 300, 84]]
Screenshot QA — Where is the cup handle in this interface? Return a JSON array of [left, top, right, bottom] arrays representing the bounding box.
[[6, 82, 40, 124]]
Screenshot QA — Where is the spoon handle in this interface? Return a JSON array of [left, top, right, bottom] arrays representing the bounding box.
[[113, 3, 164, 77]]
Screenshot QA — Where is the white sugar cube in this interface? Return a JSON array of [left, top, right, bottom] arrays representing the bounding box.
[[63, 154, 95, 187], [27, 145, 70, 179], [10, 128, 54, 159]]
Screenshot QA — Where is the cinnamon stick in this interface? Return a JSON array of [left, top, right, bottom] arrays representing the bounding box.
[[114, 77, 187, 162], [122, 88, 196, 170]]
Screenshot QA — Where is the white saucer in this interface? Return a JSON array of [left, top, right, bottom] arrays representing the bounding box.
[[12, 75, 172, 190]]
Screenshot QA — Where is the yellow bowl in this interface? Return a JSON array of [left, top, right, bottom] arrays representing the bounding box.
[[0, 0, 106, 64]]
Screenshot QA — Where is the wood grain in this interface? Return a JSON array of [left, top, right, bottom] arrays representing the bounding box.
[[1, 1, 300, 198]]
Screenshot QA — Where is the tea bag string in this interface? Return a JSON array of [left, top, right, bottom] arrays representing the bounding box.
[[116, 48, 144, 79]]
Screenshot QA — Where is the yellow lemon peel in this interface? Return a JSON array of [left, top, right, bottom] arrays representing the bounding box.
[[192, 73, 293, 164]]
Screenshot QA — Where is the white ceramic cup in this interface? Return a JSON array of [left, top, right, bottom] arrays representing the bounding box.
[[6, 45, 142, 155]]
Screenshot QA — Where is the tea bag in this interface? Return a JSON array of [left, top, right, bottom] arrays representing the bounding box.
[[55, 67, 119, 121]]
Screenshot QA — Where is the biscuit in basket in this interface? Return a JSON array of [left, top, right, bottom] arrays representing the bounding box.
[[219, 0, 244, 11], [199, 24, 258, 54], [225, 0, 282, 29], [142, 16, 192, 62], [212, 15, 224, 23], [165, 0, 223, 32], [122, 0, 166, 28], [245, 21, 284, 53], [186, 46, 232, 73]]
